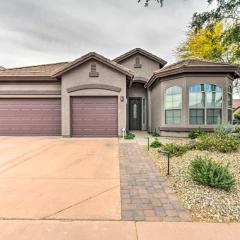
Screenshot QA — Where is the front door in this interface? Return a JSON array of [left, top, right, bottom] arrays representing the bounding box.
[[129, 98, 142, 130]]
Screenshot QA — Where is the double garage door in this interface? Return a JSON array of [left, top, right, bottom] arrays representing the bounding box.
[[0, 98, 61, 136], [0, 97, 118, 137]]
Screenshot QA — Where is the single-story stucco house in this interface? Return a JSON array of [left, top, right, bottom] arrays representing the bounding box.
[[0, 48, 239, 137]]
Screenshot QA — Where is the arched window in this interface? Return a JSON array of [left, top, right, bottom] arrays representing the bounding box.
[[227, 86, 233, 123], [189, 84, 222, 125], [165, 86, 182, 124]]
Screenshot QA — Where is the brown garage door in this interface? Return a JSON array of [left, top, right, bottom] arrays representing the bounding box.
[[0, 98, 61, 136], [71, 97, 118, 137]]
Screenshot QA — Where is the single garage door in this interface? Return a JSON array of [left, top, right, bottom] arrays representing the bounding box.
[[0, 98, 61, 136], [71, 97, 118, 137]]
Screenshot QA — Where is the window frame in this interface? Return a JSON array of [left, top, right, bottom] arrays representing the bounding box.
[[164, 86, 182, 125], [227, 85, 233, 124], [189, 83, 223, 125]]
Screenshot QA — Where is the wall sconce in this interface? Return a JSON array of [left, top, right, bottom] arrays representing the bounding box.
[[120, 96, 124, 102]]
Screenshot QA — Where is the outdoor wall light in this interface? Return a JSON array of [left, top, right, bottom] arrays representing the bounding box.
[[120, 96, 124, 102]]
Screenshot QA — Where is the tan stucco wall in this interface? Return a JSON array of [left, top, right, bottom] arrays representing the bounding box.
[[0, 82, 61, 99], [0, 82, 60, 91], [127, 83, 147, 130], [118, 54, 160, 79], [150, 75, 233, 135], [61, 60, 127, 137]]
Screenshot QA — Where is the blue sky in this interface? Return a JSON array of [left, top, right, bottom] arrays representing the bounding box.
[[0, 0, 210, 68]]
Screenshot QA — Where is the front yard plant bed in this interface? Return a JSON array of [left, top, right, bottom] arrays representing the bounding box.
[[149, 137, 240, 223]]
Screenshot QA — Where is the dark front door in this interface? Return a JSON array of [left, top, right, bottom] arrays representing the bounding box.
[[129, 98, 142, 130]]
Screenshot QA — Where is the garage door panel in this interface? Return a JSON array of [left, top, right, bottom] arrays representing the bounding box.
[[71, 97, 118, 137], [0, 99, 61, 136]]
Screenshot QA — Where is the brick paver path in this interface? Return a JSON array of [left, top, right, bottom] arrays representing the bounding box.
[[119, 143, 191, 221]]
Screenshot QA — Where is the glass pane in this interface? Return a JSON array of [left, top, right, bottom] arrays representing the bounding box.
[[189, 92, 205, 108], [206, 92, 222, 108], [165, 94, 182, 109], [207, 109, 222, 124], [228, 93, 233, 108], [189, 84, 201, 92], [204, 84, 211, 92], [165, 110, 181, 124], [216, 85, 222, 92], [228, 109, 233, 123], [166, 86, 181, 95], [165, 86, 182, 109], [189, 109, 204, 124], [133, 104, 137, 119]]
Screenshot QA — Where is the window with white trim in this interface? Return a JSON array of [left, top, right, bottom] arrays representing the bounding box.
[[189, 84, 222, 125], [165, 86, 182, 124]]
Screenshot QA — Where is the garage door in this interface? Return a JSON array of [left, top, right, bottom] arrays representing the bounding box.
[[0, 98, 61, 136], [71, 97, 118, 137]]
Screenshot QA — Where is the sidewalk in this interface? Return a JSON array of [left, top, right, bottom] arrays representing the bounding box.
[[1, 220, 240, 240]]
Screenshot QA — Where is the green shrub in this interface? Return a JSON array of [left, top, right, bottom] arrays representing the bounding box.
[[196, 132, 239, 153], [215, 124, 233, 135], [148, 130, 160, 137], [234, 111, 240, 120], [150, 139, 162, 148], [233, 125, 240, 133], [124, 132, 135, 140], [188, 128, 206, 139], [190, 156, 235, 191], [162, 143, 189, 157]]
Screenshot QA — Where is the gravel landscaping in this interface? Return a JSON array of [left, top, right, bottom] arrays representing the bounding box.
[[148, 137, 240, 223]]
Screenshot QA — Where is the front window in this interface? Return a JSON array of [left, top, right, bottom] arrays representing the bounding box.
[[189, 84, 222, 125], [165, 86, 182, 124]]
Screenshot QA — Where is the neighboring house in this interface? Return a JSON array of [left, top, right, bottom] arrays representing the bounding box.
[[233, 99, 240, 118], [0, 48, 239, 137]]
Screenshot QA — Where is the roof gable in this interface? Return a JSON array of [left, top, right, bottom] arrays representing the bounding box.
[[113, 48, 167, 66], [52, 52, 134, 78]]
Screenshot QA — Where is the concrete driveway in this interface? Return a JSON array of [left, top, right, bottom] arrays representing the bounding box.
[[0, 137, 120, 220]]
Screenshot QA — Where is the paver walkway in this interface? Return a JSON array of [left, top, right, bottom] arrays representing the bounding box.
[[119, 142, 191, 221]]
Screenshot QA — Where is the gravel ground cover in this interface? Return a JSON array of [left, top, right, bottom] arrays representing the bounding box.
[[149, 137, 240, 223]]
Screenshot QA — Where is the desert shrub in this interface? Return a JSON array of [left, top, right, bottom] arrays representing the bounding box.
[[190, 156, 235, 191], [234, 111, 240, 120], [215, 124, 233, 136], [233, 125, 240, 133], [148, 130, 160, 137], [150, 139, 162, 148], [188, 128, 206, 139], [196, 132, 239, 153], [124, 132, 135, 140], [162, 143, 189, 157]]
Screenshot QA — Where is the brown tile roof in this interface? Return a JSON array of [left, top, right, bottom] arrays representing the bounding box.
[[146, 58, 240, 88], [52, 52, 134, 78], [0, 62, 69, 76], [154, 59, 233, 73], [233, 99, 240, 111], [113, 48, 167, 66]]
